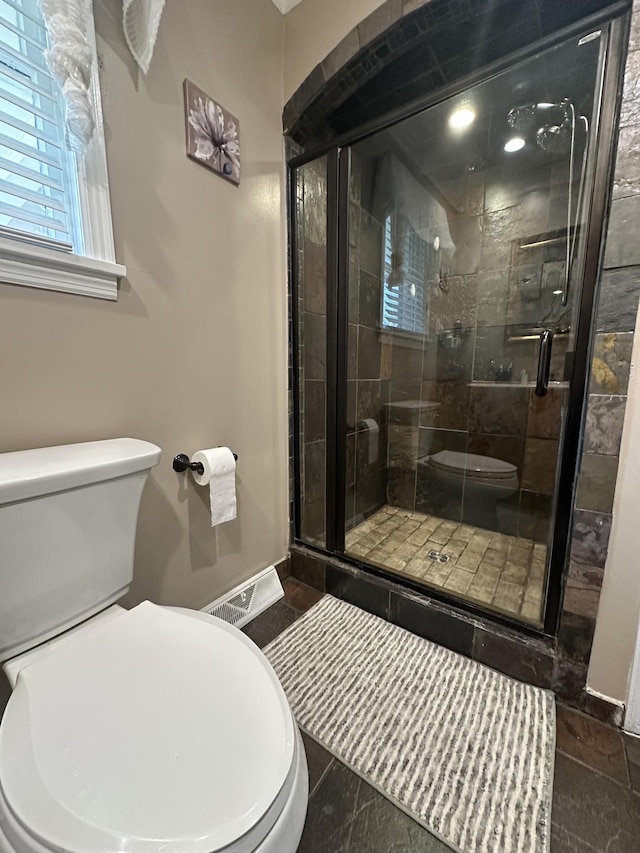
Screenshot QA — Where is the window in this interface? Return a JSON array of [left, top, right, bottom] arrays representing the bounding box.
[[0, 0, 123, 299], [381, 214, 428, 335]]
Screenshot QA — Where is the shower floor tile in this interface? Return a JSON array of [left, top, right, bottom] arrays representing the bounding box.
[[346, 506, 546, 625]]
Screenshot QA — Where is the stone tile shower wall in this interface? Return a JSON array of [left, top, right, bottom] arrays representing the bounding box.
[[346, 154, 388, 530], [383, 157, 576, 543], [296, 158, 328, 546]]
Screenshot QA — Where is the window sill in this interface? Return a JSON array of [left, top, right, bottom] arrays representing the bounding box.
[[0, 235, 126, 301], [379, 328, 428, 349]]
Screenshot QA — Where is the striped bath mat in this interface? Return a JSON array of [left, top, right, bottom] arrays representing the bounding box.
[[265, 595, 555, 853]]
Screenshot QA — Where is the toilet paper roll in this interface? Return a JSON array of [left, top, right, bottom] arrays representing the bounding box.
[[361, 418, 379, 465], [192, 447, 237, 526]]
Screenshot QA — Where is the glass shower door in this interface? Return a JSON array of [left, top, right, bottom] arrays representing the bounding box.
[[343, 28, 606, 626], [295, 156, 329, 547]]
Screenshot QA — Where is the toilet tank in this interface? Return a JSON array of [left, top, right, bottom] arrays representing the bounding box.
[[0, 438, 161, 663]]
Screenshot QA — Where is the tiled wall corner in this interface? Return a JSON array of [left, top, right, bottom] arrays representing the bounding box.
[[290, 547, 327, 591], [275, 555, 291, 583], [558, 1, 640, 689]]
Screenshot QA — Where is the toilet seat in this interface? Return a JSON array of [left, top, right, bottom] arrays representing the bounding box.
[[0, 602, 296, 853], [428, 450, 517, 481]]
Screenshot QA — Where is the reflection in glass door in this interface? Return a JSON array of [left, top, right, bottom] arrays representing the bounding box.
[[343, 28, 606, 626], [295, 156, 328, 547]]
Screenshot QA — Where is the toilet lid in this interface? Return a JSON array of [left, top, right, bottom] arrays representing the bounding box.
[[0, 602, 295, 853], [429, 450, 517, 480]]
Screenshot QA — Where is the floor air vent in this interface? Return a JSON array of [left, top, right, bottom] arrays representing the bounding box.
[[200, 565, 284, 628]]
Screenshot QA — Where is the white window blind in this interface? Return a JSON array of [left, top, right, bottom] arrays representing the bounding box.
[[0, 0, 82, 251], [382, 214, 428, 334]]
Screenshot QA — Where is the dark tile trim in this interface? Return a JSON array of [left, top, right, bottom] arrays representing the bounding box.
[[275, 554, 291, 582], [389, 591, 474, 657], [473, 628, 554, 689], [291, 546, 560, 692], [290, 547, 326, 590], [325, 563, 391, 620], [283, 578, 324, 613], [281, 0, 433, 140], [283, 0, 406, 131]]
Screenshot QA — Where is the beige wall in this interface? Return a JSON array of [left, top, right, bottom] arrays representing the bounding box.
[[284, 0, 385, 101], [588, 304, 640, 705], [0, 0, 288, 610]]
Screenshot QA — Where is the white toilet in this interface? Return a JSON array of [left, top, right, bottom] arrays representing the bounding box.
[[419, 449, 519, 530], [425, 450, 519, 499], [0, 439, 308, 853]]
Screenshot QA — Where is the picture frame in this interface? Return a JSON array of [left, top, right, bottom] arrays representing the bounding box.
[[184, 79, 240, 185]]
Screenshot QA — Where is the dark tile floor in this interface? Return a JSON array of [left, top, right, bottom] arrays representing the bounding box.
[[247, 578, 640, 853]]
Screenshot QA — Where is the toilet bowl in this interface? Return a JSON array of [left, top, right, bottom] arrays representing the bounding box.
[[426, 450, 519, 495], [420, 450, 519, 528], [0, 440, 308, 853]]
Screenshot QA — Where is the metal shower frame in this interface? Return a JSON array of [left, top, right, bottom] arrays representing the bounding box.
[[289, 3, 630, 640]]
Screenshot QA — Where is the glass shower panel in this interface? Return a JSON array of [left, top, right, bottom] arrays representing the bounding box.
[[345, 155, 390, 531], [344, 31, 605, 626], [296, 156, 328, 547]]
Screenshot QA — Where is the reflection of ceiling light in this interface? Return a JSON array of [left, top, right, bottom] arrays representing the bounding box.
[[520, 237, 565, 249], [578, 31, 601, 45], [449, 108, 475, 129], [553, 289, 564, 295], [504, 136, 526, 152]]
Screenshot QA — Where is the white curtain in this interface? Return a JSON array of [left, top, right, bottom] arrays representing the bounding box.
[[38, 0, 166, 151], [39, 0, 95, 151]]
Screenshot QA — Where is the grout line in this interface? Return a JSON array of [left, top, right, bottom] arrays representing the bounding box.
[[550, 821, 600, 853], [309, 756, 335, 801], [556, 747, 633, 794], [621, 739, 632, 791]]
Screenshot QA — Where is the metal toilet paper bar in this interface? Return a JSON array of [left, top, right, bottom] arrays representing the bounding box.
[[172, 450, 238, 477]]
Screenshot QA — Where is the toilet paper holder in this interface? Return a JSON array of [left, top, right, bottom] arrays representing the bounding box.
[[173, 450, 238, 476]]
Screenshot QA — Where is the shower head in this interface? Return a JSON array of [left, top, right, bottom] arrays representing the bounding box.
[[536, 123, 571, 153], [507, 101, 570, 134], [506, 100, 577, 154], [507, 104, 538, 133]]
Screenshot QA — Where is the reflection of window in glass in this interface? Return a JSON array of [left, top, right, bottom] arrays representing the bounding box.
[[381, 214, 428, 334]]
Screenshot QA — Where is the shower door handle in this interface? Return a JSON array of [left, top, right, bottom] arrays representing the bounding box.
[[535, 329, 554, 397]]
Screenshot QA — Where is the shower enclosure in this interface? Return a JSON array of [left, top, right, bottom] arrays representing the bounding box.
[[292, 17, 622, 634]]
